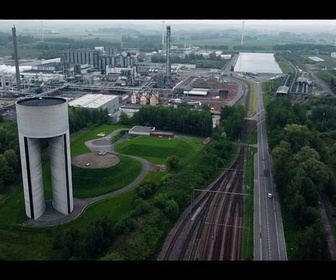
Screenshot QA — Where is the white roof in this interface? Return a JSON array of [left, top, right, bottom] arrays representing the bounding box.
[[69, 94, 117, 108], [183, 88, 209, 96]]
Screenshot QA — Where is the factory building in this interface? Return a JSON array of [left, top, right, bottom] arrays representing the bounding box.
[[63, 48, 136, 72], [69, 93, 120, 122], [64, 49, 100, 67], [135, 62, 166, 75], [16, 97, 73, 220], [106, 66, 137, 86]]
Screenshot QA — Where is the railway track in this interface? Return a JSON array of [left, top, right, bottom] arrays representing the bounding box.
[[157, 143, 248, 261]]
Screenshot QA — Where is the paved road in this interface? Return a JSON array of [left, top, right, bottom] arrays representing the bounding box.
[[253, 80, 287, 260], [23, 129, 155, 227]]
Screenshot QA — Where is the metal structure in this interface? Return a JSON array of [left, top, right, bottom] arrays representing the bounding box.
[[162, 21, 165, 46], [165, 25, 171, 85], [12, 25, 21, 90], [16, 97, 73, 220]]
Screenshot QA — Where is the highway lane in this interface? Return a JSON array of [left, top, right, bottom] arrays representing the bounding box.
[[253, 80, 288, 260]]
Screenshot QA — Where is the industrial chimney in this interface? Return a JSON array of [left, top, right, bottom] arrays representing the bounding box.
[[12, 25, 21, 91]]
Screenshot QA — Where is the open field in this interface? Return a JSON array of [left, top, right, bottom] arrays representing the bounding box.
[[115, 135, 204, 165]]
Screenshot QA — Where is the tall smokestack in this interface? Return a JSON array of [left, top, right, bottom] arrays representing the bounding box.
[[166, 25, 171, 83], [162, 21, 165, 46], [241, 21, 245, 46], [12, 25, 21, 90]]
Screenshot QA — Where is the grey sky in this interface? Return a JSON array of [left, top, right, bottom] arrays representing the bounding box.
[[1, 19, 336, 33]]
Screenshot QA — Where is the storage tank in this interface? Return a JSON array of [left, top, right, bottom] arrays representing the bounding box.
[[140, 95, 147, 105]]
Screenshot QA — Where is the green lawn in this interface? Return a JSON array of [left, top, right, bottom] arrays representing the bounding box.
[[70, 124, 128, 156], [115, 135, 204, 165], [243, 128, 258, 260], [0, 124, 206, 260], [72, 155, 142, 197]]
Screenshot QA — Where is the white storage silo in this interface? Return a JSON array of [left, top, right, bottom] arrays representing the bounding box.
[[16, 97, 73, 220]]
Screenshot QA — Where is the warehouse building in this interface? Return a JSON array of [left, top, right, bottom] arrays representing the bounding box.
[[69, 93, 119, 122]]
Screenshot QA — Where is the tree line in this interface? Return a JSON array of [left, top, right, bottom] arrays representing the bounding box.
[[118, 103, 213, 137], [273, 43, 336, 55], [266, 95, 336, 260]]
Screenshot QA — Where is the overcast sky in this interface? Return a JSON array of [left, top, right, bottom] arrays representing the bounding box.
[[1, 19, 336, 33]]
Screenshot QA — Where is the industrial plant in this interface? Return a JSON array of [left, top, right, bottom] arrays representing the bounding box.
[[0, 24, 243, 221], [0, 25, 240, 123]]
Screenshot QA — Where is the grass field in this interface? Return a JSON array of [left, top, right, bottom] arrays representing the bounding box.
[[247, 82, 257, 118], [70, 124, 127, 156], [72, 155, 142, 197], [115, 135, 205, 165], [243, 143, 257, 260], [0, 124, 207, 260]]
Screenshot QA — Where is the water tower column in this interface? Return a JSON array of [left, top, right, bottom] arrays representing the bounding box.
[[16, 97, 73, 220], [18, 136, 45, 219], [49, 133, 73, 215]]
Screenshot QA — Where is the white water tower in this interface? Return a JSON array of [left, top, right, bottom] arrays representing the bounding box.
[[16, 96, 73, 220]]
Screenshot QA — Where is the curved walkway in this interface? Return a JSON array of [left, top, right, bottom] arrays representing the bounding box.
[[23, 129, 155, 227]]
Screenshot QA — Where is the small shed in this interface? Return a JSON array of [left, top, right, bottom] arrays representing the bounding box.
[[128, 126, 155, 137], [276, 85, 289, 96]]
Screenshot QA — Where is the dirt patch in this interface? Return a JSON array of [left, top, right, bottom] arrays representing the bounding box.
[[72, 152, 120, 168]]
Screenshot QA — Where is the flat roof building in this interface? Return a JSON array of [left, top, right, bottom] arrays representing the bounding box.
[[128, 125, 155, 136], [276, 85, 289, 96], [69, 93, 120, 122]]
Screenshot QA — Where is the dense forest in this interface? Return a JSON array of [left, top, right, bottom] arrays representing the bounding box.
[[265, 94, 336, 260]]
